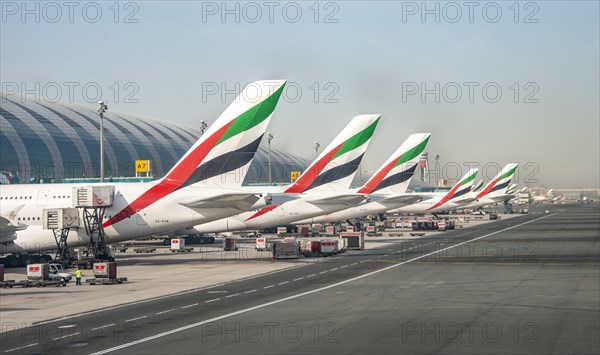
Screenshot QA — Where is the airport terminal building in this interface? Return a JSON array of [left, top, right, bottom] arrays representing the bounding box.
[[0, 97, 309, 184]]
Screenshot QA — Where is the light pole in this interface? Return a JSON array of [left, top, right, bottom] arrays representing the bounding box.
[[267, 133, 274, 184], [200, 120, 208, 135], [97, 101, 108, 182], [314, 141, 320, 159], [434, 154, 440, 184]]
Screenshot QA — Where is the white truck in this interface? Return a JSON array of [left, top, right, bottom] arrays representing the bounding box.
[[48, 263, 73, 283], [255, 237, 270, 251]]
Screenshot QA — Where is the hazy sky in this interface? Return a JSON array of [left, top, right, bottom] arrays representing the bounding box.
[[1, 1, 598, 188]]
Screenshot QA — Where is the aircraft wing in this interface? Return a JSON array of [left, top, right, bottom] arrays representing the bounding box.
[[380, 194, 421, 206], [178, 192, 271, 211], [488, 194, 514, 203], [452, 197, 479, 205], [304, 193, 368, 207], [0, 205, 27, 244]]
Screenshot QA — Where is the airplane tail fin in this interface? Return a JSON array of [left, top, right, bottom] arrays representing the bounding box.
[[284, 114, 380, 193], [427, 168, 478, 211], [545, 189, 554, 199], [356, 133, 431, 195], [471, 180, 484, 192], [476, 163, 519, 199], [161, 80, 286, 188], [514, 187, 525, 194], [103, 80, 286, 228], [506, 183, 518, 194]]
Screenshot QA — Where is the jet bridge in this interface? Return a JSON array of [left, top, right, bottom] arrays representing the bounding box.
[[42, 208, 80, 263], [42, 186, 115, 265], [73, 186, 115, 261]]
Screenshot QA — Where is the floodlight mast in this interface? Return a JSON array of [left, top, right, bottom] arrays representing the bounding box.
[[97, 101, 108, 182]]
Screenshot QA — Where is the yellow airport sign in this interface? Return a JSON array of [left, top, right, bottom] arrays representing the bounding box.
[[136, 160, 152, 173], [290, 171, 300, 182]]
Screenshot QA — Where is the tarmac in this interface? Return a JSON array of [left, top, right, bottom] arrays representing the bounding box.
[[1, 205, 598, 354], [0, 215, 496, 327]]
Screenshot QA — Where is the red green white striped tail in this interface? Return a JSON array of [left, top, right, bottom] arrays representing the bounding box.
[[104, 80, 286, 228], [357, 133, 431, 194], [476, 163, 519, 199], [427, 168, 478, 211], [285, 114, 380, 193]]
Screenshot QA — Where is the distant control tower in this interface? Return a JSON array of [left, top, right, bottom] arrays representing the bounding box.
[[419, 152, 428, 182]]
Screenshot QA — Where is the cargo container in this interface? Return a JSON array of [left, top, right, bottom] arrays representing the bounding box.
[[320, 239, 338, 255], [438, 221, 446, 231], [271, 241, 300, 260], [277, 226, 287, 235], [396, 220, 412, 228], [170, 238, 185, 251], [412, 221, 440, 231], [27, 264, 50, 280], [325, 225, 335, 235], [297, 226, 310, 236], [93, 262, 117, 279], [300, 240, 321, 256], [337, 238, 348, 253], [340, 232, 365, 250], [224, 238, 238, 251]]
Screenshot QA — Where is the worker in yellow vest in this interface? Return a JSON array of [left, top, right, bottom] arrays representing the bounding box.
[[75, 268, 82, 286]]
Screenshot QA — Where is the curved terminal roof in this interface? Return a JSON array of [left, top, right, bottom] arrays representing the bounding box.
[[0, 97, 309, 184]]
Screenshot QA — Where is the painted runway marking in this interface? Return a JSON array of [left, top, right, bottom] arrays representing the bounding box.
[[205, 298, 220, 303], [307, 274, 316, 278], [351, 263, 357, 266], [52, 332, 80, 341], [57, 325, 76, 329], [156, 309, 175, 315], [264, 285, 274, 289], [293, 278, 303, 281], [4, 343, 38, 353], [92, 214, 555, 355], [91, 324, 115, 331], [225, 294, 240, 298], [207, 291, 228, 294], [125, 316, 147, 323], [278, 281, 289, 285], [340, 265, 348, 268], [330, 268, 339, 271], [244, 289, 257, 294], [29, 260, 312, 328], [181, 304, 198, 309], [319, 271, 328, 274]]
